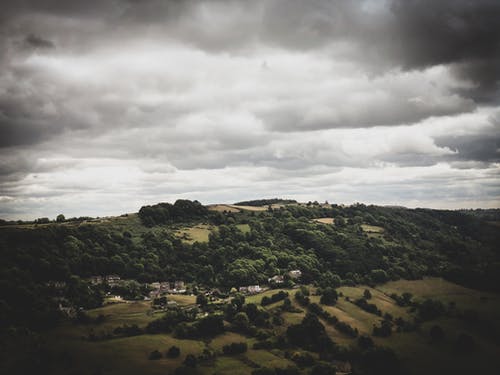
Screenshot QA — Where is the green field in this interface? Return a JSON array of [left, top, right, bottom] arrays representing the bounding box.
[[39, 278, 500, 375]]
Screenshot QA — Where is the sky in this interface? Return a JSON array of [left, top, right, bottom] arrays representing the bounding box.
[[0, 0, 499, 220]]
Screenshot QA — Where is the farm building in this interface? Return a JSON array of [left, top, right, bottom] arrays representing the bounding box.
[[105, 274, 121, 286], [268, 275, 284, 284], [239, 285, 262, 294], [288, 270, 302, 279]]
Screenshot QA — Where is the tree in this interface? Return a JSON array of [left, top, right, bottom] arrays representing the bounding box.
[[370, 269, 388, 283], [320, 287, 338, 306], [196, 315, 224, 337], [233, 312, 250, 331], [363, 289, 372, 300], [222, 342, 248, 355], [184, 354, 197, 367], [167, 345, 181, 358], [196, 293, 208, 307], [56, 214, 65, 222], [231, 294, 245, 310], [148, 350, 162, 360]]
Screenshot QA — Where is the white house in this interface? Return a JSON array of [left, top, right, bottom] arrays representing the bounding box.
[[288, 270, 302, 279]]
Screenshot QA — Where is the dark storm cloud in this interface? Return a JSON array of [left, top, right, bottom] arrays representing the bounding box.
[[24, 34, 54, 49], [0, 0, 499, 218], [389, 0, 500, 102]]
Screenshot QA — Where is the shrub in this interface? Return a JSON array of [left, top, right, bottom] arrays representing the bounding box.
[[167, 345, 181, 358], [319, 288, 338, 306], [148, 350, 162, 360], [223, 342, 248, 355], [183, 354, 197, 367]]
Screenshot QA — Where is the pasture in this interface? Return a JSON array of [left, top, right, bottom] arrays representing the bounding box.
[[312, 217, 335, 224], [41, 278, 500, 375]]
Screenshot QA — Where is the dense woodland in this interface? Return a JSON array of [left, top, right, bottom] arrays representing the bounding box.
[[1, 200, 499, 331]]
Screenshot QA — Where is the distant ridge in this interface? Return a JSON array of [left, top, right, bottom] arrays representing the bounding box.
[[233, 198, 298, 206]]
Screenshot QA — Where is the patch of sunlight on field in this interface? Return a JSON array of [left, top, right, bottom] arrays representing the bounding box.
[[85, 301, 158, 330], [308, 294, 375, 335], [334, 299, 380, 335], [175, 224, 214, 243], [236, 223, 251, 233], [360, 224, 384, 233], [246, 349, 293, 368], [167, 294, 197, 306], [312, 217, 335, 224], [338, 286, 410, 320], [208, 204, 241, 213], [281, 311, 306, 326], [230, 205, 268, 211], [377, 277, 500, 318], [244, 289, 291, 305]]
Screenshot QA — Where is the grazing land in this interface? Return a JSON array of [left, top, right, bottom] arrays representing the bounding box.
[[34, 278, 500, 375]]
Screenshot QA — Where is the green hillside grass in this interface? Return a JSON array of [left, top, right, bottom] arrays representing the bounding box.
[[37, 278, 500, 375]]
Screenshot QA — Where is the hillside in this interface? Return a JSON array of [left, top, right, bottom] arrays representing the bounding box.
[[1, 200, 499, 374]]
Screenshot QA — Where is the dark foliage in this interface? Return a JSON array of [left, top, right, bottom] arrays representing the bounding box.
[[167, 345, 181, 358], [262, 291, 289, 306], [287, 313, 335, 353], [148, 350, 162, 360], [222, 342, 248, 355]]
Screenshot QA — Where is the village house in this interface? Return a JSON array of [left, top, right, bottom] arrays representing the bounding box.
[[89, 275, 104, 285], [239, 285, 261, 294], [268, 275, 284, 284], [288, 270, 302, 279], [47, 281, 67, 289], [105, 274, 121, 286], [173, 280, 186, 293], [149, 281, 172, 298]]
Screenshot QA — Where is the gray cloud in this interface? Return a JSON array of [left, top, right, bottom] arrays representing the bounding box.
[[24, 34, 54, 49], [0, 0, 499, 218]]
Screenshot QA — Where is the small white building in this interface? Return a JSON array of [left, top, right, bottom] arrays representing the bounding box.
[[89, 276, 104, 285], [288, 270, 302, 279], [268, 275, 284, 284], [106, 274, 121, 286], [239, 285, 261, 294]]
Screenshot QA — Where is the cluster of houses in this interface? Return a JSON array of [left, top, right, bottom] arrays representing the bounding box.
[[149, 280, 186, 299], [240, 270, 303, 295], [89, 274, 122, 287], [238, 285, 263, 294], [84, 269, 303, 300]]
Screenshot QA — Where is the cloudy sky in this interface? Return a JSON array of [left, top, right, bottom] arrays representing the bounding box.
[[1, 0, 499, 219]]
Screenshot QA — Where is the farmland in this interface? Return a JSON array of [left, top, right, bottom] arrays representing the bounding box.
[[32, 277, 500, 375], [1, 200, 499, 375]]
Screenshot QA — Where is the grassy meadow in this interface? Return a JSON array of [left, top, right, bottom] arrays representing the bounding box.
[[40, 277, 500, 375]]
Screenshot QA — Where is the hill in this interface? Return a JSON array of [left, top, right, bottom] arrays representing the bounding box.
[[1, 200, 499, 374]]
